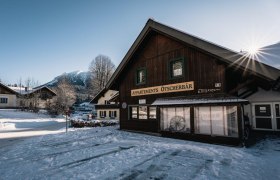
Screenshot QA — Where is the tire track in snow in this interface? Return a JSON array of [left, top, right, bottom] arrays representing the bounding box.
[[117, 150, 180, 180], [37, 145, 135, 178]]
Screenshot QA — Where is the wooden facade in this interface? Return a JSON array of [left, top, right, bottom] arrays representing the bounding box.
[[106, 19, 280, 146]]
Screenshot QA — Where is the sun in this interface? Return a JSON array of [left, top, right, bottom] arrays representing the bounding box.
[[247, 45, 260, 56]]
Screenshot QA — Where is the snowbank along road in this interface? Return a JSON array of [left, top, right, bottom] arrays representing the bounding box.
[[0, 109, 65, 147]]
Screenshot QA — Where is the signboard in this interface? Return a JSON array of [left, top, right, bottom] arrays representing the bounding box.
[[131, 81, 194, 97], [139, 99, 146, 104]]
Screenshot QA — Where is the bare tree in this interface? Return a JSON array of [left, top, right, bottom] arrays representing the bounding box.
[[47, 76, 76, 115], [25, 77, 31, 89], [88, 55, 115, 94]]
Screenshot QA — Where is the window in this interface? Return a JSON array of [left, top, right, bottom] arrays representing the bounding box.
[[160, 107, 190, 133], [139, 106, 148, 119], [149, 107, 157, 119], [109, 111, 117, 119], [194, 106, 238, 137], [0, 98, 8, 104], [136, 68, 146, 85], [100, 111, 106, 118], [131, 107, 138, 119], [169, 59, 184, 79], [130, 106, 156, 120]]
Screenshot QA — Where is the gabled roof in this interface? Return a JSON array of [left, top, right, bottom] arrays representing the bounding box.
[[108, 92, 119, 102], [106, 19, 280, 89], [11, 86, 56, 96], [0, 82, 18, 95], [90, 88, 107, 104], [90, 88, 119, 104], [32, 86, 57, 96]]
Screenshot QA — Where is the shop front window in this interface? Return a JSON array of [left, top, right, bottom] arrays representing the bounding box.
[[149, 107, 157, 119], [160, 107, 190, 133], [194, 106, 238, 137]]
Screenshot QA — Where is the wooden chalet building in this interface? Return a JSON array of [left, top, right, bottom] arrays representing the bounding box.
[[106, 19, 280, 145], [17, 86, 57, 110]]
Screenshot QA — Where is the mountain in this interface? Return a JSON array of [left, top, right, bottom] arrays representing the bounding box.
[[47, 71, 91, 87], [258, 42, 280, 69], [41, 71, 93, 102]]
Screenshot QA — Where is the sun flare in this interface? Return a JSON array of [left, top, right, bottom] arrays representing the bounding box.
[[247, 45, 260, 56]]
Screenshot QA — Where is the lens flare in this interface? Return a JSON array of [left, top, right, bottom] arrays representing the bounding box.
[[247, 45, 260, 56]]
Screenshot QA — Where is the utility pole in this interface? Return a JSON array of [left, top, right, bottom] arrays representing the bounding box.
[[65, 109, 68, 133]]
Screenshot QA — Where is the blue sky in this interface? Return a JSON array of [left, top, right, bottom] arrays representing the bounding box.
[[1, 0, 280, 85]]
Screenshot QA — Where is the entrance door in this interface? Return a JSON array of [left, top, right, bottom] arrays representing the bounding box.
[[253, 103, 280, 131], [253, 103, 273, 130], [274, 103, 280, 130]]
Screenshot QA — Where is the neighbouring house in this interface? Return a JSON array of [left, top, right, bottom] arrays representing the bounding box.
[[0, 82, 18, 108], [90, 88, 119, 120], [105, 19, 280, 145], [10, 86, 57, 110]]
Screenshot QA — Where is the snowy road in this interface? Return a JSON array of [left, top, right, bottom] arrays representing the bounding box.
[[0, 126, 280, 180], [0, 109, 65, 148]]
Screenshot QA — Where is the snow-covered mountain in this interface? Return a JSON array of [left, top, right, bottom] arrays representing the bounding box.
[[258, 42, 280, 69], [47, 71, 91, 87], [40, 71, 93, 102]]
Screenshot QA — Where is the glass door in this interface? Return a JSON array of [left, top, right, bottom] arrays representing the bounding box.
[[253, 103, 273, 130], [274, 103, 280, 130]]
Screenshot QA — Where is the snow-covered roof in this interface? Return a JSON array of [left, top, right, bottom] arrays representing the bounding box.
[[9, 86, 33, 95], [8, 86, 56, 96], [152, 96, 248, 106], [257, 42, 280, 69]]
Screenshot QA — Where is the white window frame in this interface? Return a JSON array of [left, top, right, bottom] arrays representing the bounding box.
[[252, 102, 280, 131]]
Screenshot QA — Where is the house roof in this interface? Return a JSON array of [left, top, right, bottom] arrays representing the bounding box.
[[90, 88, 119, 104], [106, 19, 280, 89], [90, 88, 107, 104], [0, 83, 18, 95], [10, 86, 56, 96], [108, 92, 119, 102]]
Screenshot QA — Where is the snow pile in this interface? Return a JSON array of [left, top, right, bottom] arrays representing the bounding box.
[[0, 126, 279, 179], [0, 109, 65, 139]]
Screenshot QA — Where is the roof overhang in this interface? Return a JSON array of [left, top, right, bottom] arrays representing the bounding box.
[[152, 96, 249, 106]]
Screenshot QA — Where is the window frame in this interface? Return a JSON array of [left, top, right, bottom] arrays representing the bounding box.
[[149, 106, 157, 119], [129, 105, 157, 120], [109, 110, 117, 119], [194, 105, 238, 137], [135, 67, 147, 85], [168, 58, 185, 80], [100, 111, 106, 118], [0, 97, 8, 104]]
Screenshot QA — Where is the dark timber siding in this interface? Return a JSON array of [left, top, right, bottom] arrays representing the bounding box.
[[118, 32, 226, 132]]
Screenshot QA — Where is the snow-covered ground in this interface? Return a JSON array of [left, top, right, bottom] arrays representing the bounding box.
[[0, 109, 65, 139], [0, 125, 279, 180]]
